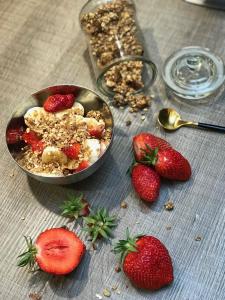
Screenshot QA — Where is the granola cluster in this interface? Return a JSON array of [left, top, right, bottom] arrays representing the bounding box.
[[17, 104, 112, 176], [81, 0, 143, 69], [81, 0, 151, 111]]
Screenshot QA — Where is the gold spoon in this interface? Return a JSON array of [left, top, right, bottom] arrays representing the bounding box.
[[158, 108, 225, 133]]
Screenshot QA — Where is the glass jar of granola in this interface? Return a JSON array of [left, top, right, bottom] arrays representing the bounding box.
[[80, 0, 157, 109]]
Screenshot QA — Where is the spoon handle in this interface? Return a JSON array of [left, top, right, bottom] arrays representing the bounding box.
[[197, 122, 225, 133]]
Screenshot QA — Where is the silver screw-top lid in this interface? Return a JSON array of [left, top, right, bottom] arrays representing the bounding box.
[[163, 46, 225, 100]]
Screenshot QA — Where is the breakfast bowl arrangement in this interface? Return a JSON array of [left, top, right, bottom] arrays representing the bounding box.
[[6, 85, 114, 185]]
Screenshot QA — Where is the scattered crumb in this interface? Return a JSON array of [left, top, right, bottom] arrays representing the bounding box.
[[115, 265, 121, 273], [116, 290, 121, 295], [111, 285, 118, 291], [96, 293, 103, 299], [141, 116, 146, 121], [126, 120, 132, 126], [29, 292, 42, 300], [9, 172, 15, 178], [125, 285, 129, 289], [195, 236, 202, 241], [193, 214, 200, 224], [119, 106, 125, 110], [150, 94, 155, 98], [120, 201, 128, 209], [92, 243, 97, 251], [164, 201, 174, 211], [129, 108, 133, 113], [135, 221, 140, 224], [103, 288, 111, 297], [143, 108, 148, 112], [166, 226, 172, 230], [21, 217, 25, 221]]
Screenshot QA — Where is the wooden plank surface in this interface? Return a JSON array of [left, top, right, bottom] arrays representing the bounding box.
[[1, 0, 225, 299]]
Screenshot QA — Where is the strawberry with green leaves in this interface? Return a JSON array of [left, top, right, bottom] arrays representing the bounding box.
[[133, 132, 171, 161], [114, 229, 173, 290], [131, 163, 160, 202], [141, 145, 191, 181], [18, 228, 85, 275]]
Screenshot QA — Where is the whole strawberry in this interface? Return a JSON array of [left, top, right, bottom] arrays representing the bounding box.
[[142, 146, 191, 181], [18, 228, 85, 275], [43, 94, 75, 112], [133, 132, 171, 161], [131, 164, 160, 202], [114, 230, 173, 290]]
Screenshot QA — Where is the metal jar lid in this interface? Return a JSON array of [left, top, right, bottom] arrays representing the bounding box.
[[162, 46, 225, 100]]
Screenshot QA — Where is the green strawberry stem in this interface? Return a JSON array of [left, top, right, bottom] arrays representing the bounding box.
[[17, 236, 37, 271], [140, 144, 159, 166], [114, 228, 143, 263], [61, 193, 85, 219], [83, 208, 117, 243]]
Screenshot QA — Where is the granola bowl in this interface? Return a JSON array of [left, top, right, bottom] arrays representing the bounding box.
[[6, 85, 114, 184]]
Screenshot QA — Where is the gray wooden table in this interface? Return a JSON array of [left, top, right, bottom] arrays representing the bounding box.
[[1, 0, 225, 299]]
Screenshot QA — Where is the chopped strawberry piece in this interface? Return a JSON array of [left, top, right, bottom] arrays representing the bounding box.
[[62, 143, 81, 160], [31, 140, 45, 152], [43, 94, 75, 112], [74, 160, 90, 172], [22, 131, 45, 153], [6, 128, 24, 144], [88, 128, 104, 139]]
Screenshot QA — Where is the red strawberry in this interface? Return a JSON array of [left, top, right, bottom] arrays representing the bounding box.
[[74, 160, 90, 172], [114, 230, 173, 290], [133, 132, 171, 161], [62, 143, 81, 160], [6, 128, 24, 144], [142, 147, 191, 181], [22, 131, 45, 153], [88, 128, 104, 139], [17, 228, 85, 275], [131, 164, 160, 202], [43, 94, 75, 112]]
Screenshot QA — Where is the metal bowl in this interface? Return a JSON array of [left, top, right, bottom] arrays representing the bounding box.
[[6, 85, 114, 184]]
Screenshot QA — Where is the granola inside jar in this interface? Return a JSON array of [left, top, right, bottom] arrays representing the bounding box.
[[80, 0, 157, 109]]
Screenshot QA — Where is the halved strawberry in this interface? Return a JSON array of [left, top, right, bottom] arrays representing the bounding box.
[[74, 160, 90, 172], [133, 133, 171, 161], [22, 131, 45, 153], [43, 94, 75, 112], [62, 143, 81, 160], [6, 128, 24, 144], [17, 228, 85, 275]]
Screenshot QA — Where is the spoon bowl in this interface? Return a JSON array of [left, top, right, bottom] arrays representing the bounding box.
[[158, 108, 225, 133], [158, 108, 192, 131]]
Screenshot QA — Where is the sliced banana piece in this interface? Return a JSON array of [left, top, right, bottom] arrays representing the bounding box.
[[83, 117, 105, 131], [41, 146, 67, 165], [84, 139, 101, 164], [24, 107, 48, 132], [55, 103, 85, 119]]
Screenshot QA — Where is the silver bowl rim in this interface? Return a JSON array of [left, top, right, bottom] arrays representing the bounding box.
[[5, 84, 114, 180]]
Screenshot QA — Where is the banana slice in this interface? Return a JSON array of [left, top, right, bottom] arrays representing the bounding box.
[[24, 107, 48, 132], [84, 139, 101, 164], [83, 117, 105, 131], [41, 146, 67, 165], [55, 103, 85, 119]]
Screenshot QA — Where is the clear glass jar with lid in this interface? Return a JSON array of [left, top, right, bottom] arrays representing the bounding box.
[[79, 0, 157, 108]]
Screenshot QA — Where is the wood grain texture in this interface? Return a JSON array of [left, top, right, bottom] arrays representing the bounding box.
[[1, 0, 225, 299]]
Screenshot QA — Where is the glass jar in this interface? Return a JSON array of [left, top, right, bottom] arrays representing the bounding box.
[[79, 0, 157, 104]]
